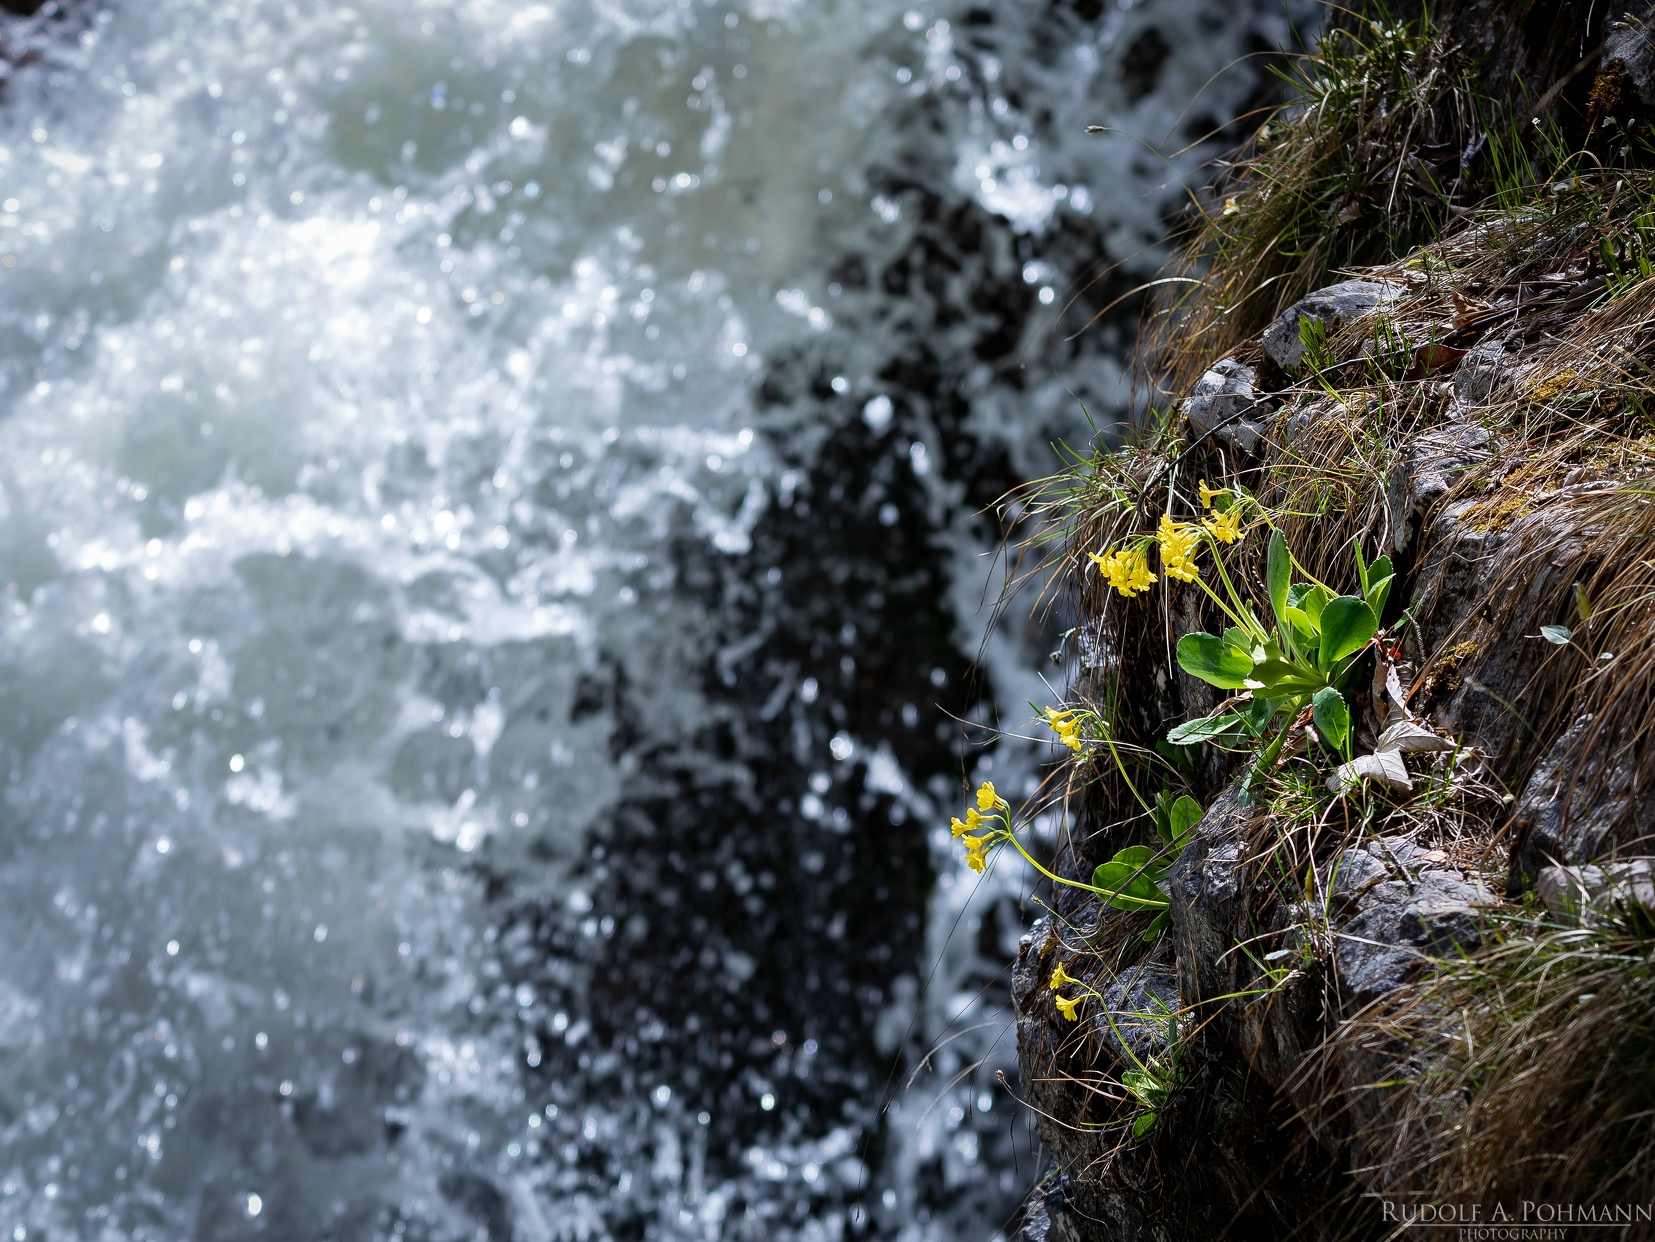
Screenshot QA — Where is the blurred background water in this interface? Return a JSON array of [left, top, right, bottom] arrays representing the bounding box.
[[0, 1, 1305, 1238]]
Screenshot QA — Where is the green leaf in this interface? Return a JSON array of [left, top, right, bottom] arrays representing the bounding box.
[[1131, 1111, 1158, 1139], [1352, 536, 1369, 596], [1221, 626, 1261, 660], [1540, 624, 1573, 645], [1176, 632, 1255, 690], [1166, 711, 1247, 746], [1250, 656, 1328, 697], [1092, 860, 1133, 890], [1284, 584, 1330, 653], [1091, 861, 1167, 910], [1367, 574, 1393, 622], [1141, 910, 1170, 941], [1168, 795, 1203, 850], [1574, 582, 1593, 622], [1122, 1068, 1164, 1103], [1249, 655, 1297, 688], [1311, 686, 1350, 754], [1266, 530, 1292, 644], [1318, 596, 1378, 669], [1150, 791, 1172, 844], [1274, 675, 1333, 698], [1301, 583, 1331, 629], [1111, 844, 1159, 870]]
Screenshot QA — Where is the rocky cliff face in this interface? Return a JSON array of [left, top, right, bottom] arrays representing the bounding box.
[[1011, 7, 1655, 1235]]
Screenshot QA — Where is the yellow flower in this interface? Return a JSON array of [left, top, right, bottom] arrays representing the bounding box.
[[1054, 992, 1083, 1021], [1197, 478, 1223, 509], [1222, 196, 1241, 217], [1158, 514, 1200, 558], [1049, 962, 1076, 992], [962, 833, 991, 874], [1045, 708, 1084, 753], [952, 806, 989, 838], [976, 781, 1007, 813], [1089, 546, 1157, 598], [1122, 551, 1157, 595], [1203, 505, 1244, 545], [1158, 515, 1202, 583]]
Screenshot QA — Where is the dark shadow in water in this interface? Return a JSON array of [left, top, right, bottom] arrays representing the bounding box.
[[473, 169, 1150, 1237]]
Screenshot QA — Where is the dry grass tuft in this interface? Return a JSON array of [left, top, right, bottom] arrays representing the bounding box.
[[1317, 911, 1655, 1210], [1142, 13, 1488, 406]]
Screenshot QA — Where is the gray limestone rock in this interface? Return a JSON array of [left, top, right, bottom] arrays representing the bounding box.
[[1606, 5, 1655, 106], [1384, 423, 1492, 553], [1092, 963, 1181, 1063], [1537, 857, 1655, 921], [1512, 715, 1655, 884], [1182, 357, 1264, 454], [1261, 280, 1404, 372], [1166, 785, 1251, 1011], [1451, 339, 1515, 410], [1329, 840, 1493, 1005]]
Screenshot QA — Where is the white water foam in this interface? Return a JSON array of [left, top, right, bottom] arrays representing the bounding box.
[[0, 2, 1306, 1238]]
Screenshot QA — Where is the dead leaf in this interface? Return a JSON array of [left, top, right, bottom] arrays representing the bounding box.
[[1376, 720, 1455, 753], [1329, 749, 1413, 793], [1403, 342, 1467, 381]]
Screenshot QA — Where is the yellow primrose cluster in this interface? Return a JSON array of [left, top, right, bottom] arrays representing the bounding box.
[[1088, 479, 1250, 599], [1087, 545, 1157, 597], [1157, 514, 1201, 583], [1049, 961, 1085, 1021], [951, 781, 1010, 874], [1205, 505, 1243, 544], [1198, 477, 1244, 544], [1044, 707, 1084, 753]]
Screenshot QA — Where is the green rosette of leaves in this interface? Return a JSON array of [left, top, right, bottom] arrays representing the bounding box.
[[1171, 531, 1391, 800]]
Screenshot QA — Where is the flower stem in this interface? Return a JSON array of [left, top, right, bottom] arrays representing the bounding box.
[[998, 831, 1168, 911]]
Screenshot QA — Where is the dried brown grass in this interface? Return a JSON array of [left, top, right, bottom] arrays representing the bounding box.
[[1314, 913, 1655, 1213]]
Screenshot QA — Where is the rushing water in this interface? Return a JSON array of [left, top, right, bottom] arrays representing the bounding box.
[[0, 2, 1302, 1239]]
